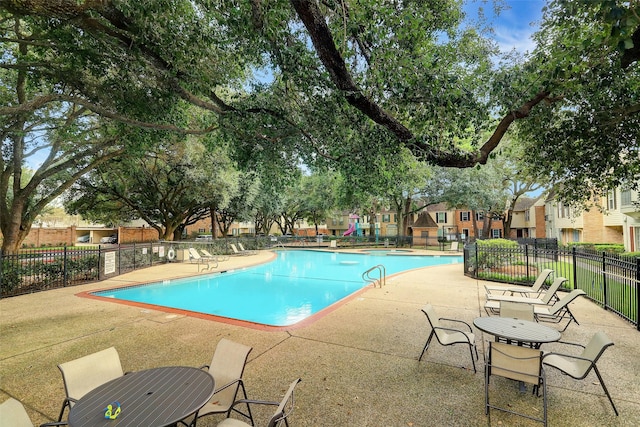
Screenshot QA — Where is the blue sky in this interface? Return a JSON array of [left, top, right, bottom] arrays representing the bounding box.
[[465, 0, 546, 53]]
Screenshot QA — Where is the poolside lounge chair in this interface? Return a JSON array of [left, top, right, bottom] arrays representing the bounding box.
[[230, 244, 248, 256], [542, 332, 618, 416], [238, 243, 257, 255], [485, 342, 547, 426], [1, 398, 67, 427], [485, 269, 554, 297], [188, 247, 216, 271], [201, 248, 230, 262], [448, 241, 459, 252], [192, 339, 254, 425], [484, 277, 566, 315], [419, 304, 478, 373], [56, 347, 124, 422], [216, 378, 301, 427], [533, 289, 586, 331]]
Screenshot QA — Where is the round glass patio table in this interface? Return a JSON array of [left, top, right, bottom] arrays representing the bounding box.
[[68, 366, 214, 427], [473, 316, 561, 347]]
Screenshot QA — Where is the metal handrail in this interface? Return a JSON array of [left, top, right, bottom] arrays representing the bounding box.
[[363, 264, 386, 288]]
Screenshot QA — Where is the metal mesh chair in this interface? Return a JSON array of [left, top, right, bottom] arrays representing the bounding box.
[[485, 342, 547, 426], [543, 331, 618, 416], [419, 304, 478, 373], [194, 339, 254, 425], [56, 347, 124, 422], [217, 379, 301, 427], [0, 398, 67, 427]]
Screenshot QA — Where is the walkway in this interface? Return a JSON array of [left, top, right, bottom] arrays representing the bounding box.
[[1, 250, 638, 426]]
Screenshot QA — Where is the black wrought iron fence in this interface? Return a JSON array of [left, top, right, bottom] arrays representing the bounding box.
[[1, 242, 169, 298], [464, 243, 639, 330]]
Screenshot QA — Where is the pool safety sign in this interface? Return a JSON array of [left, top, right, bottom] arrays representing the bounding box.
[[104, 251, 116, 274]]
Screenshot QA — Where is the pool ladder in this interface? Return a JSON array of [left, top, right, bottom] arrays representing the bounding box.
[[363, 264, 386, 288]]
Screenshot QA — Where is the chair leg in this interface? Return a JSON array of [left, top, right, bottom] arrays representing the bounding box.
[[593, 366, 619, 416], [468, 343, 477, 373], [419, 330, 435, 361]]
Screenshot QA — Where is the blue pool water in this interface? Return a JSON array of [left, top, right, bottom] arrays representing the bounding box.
[[92, 250, 461, 327]]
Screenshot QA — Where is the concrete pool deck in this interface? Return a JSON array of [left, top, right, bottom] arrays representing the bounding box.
[[1, 249, 639, 426]]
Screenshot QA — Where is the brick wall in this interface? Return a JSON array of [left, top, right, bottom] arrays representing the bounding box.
[[118, 226, 160, 243], [20, 226, 77, 247]]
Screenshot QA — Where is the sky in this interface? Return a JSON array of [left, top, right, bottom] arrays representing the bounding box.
[[464, 0, 546, 54]]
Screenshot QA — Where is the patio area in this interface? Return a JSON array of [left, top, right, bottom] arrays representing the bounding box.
[[1, 250, 639, 426]]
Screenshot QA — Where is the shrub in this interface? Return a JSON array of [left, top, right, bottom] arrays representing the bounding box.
[[476, 239, 519, 269]]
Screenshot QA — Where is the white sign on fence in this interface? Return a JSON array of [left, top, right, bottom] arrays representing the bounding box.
[[104, 251, 116, 275]]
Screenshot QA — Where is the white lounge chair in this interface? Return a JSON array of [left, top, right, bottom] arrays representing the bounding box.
[[189, 247, 217, 271], [238, 243, 257, 255], [533, 289, 586, 331], [484, 277, 566, 315], [485, 269, 554, 297]]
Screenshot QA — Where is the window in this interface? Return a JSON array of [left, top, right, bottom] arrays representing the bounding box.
[[382, 214, 390, 222], [459, 211, 470, 221], [436, 212, 447, 223], [476, 212, 484, 221], [572, 229, 580, 242], [461, 229, 469, 239], [491, 229, 502, 238], [198, 228, 205, 233], [621, 190, 632, 206], [421, 231, 429, 238], [525, 210, 530, 221], [608, 190, 617, 210]]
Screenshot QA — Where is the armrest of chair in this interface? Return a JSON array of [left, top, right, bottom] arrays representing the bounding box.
[[57, 397, 78, 422], [198, 364, 210, 370], [438, 317, 473, 332], [230, 398, 279, 409], [212, 378, 242, 394], [40, 422, 68, 427]]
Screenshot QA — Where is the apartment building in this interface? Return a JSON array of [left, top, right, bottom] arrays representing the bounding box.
[[544, 187, 640, 251]]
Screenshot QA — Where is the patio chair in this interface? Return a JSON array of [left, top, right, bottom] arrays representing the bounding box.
[[188, 247, 216, 271], [485, 342, 547, 426], [448, 241, 459, 252], [238, 243, 257, 255], [419, 304, 478, 373], [0, 398, 67, 427], [533, 289, 586, 331], [485, 269, 554, 297], [542, 331, 618, 415], [484, 277, 566, 315], [56, 347, 124, 422], [216, 378, 301, 427], [500, 301, 535, 322], [192, 339, 254, 425]]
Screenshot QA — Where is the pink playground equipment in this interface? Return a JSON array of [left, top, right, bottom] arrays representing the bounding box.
[[343, 214, 359, 236]]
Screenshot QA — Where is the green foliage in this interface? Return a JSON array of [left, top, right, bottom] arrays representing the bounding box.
[[567, 242, 626, 253], [476, 239, 519, 269]]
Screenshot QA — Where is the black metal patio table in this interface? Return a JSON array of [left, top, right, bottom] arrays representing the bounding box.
[[68, 366, 215, 427], [473, 316, 561, 348]]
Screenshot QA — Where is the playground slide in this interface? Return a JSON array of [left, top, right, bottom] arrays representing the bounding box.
[[343, 223, 356, 236]]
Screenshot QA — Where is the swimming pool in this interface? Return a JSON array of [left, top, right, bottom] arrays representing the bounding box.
[[91, 250, 461, 328]]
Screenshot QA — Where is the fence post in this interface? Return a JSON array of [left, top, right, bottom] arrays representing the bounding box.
[[63, 244, 68, 287], [602, 251, 608, 310], [525, 244, 530, 283], [98, 245, 102, 280], [636, 257, 640, 331], [572, 246, 578, 290]]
